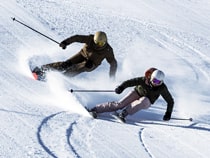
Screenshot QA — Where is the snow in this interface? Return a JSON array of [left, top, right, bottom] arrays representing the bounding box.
[[1, 0, 210, 157]]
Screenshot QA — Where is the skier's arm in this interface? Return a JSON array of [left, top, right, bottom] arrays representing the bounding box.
[[106, 53, 117, 79], [161, 85, 174, 120], [121, 77, 144, 88], [109, 59, 117, 79], [60, 35, 92, 49], [115, 77, 144, 94]]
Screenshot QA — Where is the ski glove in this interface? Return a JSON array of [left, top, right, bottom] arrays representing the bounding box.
[[59, 41, 68, 49], [163, 111, 172, 121], [115, 86, 124, 94]]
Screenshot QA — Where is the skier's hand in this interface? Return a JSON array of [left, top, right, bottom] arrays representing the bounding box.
[[59, 41, 68, 49], [115, 86, 124, 94], [163, 111, 172, 121]]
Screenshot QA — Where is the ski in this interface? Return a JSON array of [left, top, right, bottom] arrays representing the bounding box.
[[30, 67, 46, 81], [28, 56, 47, 81], [84, 107, 127, 123]]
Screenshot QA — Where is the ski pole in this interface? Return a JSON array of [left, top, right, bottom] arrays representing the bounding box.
[[69, 89, 115, 93], [171, 117, 193, 121], [11, 17, 60, 44]]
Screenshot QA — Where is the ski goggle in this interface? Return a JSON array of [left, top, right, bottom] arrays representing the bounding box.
[[151, 78, 162, 85], [94, 41, 106, 47]]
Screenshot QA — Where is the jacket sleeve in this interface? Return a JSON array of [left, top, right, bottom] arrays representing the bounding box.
[[161, 85, 174, 113], [109, 59, 117, 78], [106, 50, 117, 78], [61, 35, 93, 45], [120, 77, 144, 89], [102, 45, 117, 78]]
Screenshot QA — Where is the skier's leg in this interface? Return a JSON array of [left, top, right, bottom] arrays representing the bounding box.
[[63, 61, 96, 77], [41, 52, 84, 73], [125, 96, 151, 115], [118, 90, 140, 107], [94, 90, 139, 113], [42, 60, 72, 71]]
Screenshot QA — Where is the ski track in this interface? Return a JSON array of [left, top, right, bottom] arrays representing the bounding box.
[[2, 99, 210, 158], [37, 112, 64, 158], [1, 0, 210, 157], [37, 111, 96, 158], [122, 16, 210, 82], [10, 0, 210, 81], [148, 25, 210, 81], [138, 128, 153, 158], [66, 121, 82, 158], [37, 111, 84, 158], [37, 111, 157, 158], [138, 119, 210, 132], [8, 98, 209, 158], [0, 107, 49, 157], [138, 120, 210, 157]]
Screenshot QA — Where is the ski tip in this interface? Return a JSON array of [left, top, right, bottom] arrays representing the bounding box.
[[32, 72, 38, 80]]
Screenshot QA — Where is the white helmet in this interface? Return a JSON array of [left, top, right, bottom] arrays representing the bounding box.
[[150, 70, 165, 86]]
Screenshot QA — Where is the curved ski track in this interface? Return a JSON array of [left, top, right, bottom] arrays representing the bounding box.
[[145, 22, 210, 81], [138, 128, 153, 158], [37, 111, 210, 158], [1, 1, 210, 157], [37, 112, 157, 158]]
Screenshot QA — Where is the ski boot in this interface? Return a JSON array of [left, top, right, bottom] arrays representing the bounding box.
[[117, 109, 128, 123], [32, 66, 46, 81], [86, 107, 98, 118]]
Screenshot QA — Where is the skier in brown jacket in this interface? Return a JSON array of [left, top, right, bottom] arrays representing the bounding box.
[[88, 69, 174, 122], [32, 31, 117, 80]]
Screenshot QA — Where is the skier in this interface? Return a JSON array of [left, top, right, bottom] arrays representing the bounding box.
[[88, 69, 174, 122], [32, 31, 117, 80]]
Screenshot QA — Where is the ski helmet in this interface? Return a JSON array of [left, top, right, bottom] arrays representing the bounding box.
[[150, 70, 165, 86], [94, 31, 107, 47]]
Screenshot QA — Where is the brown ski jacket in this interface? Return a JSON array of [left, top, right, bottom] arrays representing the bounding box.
[[62, 34, 117, 78]]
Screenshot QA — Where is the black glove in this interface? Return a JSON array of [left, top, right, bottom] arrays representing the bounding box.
[[163, 111, 172, 121], [115, 86, 124, 94], [59, 41, 68, 49], [85, 60, 93, 68]]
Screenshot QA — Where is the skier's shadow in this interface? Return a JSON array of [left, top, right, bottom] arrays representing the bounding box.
[[134, 119, 210, 132], [96, 113, 142, 126], [97, 110, 210, 132]]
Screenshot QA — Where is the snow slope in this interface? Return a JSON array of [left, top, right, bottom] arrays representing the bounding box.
[[1, 0, 210, 157]]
